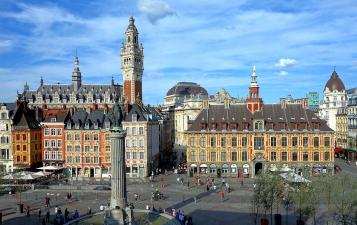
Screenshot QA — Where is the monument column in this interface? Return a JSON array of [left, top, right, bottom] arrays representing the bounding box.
[[110, 129, 127, 208]]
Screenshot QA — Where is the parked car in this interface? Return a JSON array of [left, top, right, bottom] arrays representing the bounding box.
[[93, 186, 111, 191]]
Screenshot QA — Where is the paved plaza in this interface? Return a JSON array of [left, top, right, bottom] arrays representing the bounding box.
[[1, 160, 357, 225]]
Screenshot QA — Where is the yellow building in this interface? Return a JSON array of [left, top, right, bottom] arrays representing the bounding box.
[[185, 67, 334, 177], [336, 108, 348, 148]]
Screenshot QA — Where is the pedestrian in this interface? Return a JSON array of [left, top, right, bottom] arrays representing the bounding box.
[[206, 184, 209, 192], [194, 196, 197, 204], [38, 208, 41, 220], [100, 205, 104, 211], [73, 209, 79, 219], [26, 205, 31, 217], [187, 180, 190, 189], [64, 208, 69, 222], [41, 217, 46, 225], [240, 180, 244, 188], [134, 193, 139, 201], [220, 191, 225, 202], [55, 206, 58, 214], [253, 183, 257, 192], [46, 208, 50, 222], [87, 207, 92, 215]]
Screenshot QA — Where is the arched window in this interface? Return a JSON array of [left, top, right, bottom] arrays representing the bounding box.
[[127, 36, 131, 43], [254, 121, 263, 130]]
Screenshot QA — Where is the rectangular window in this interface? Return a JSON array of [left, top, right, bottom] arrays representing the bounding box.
[[51, 151, 56, 160], [126, 139, 130, 147], [324, 151, 330, 161], [22, 134, 26, 140], [44, 128, 50, 136], [139, 152, 144, 160], [242, 151, 248, 161], [75, 156, 80, 163], [254, 137, 264, 150], [57, 151, 62, 160], [221, 152, 227, 161], [51, 129, 56, 136], [281, 152, 287, 161], [314, 137, 319, 147], [132, 152, 137, 159], [94, 157, 99, 163], [271, 137, 276, 147], [44, 140, 50, 148], [303, 137, 308, 147], [16, 134, 20, 140], [242, 137, 247, 147], [139, 139, 144, 147], [16, 145, 20, 151], [93, 146, 99, 152], [221, 137, 226, 147], [231, 137, 237, 147], [292, 137, 298, 147], [67, 145, 72, 152], [324, 137, 330, 147], [23, 156, 26, 162], [57, 128, 62, 136], [66, 156, 72, 163], [190, 151, 195, 161], [66, 134, 72, 140], [200, 137, 206, 147], [44, 152, 50, 160], [93, 134, 99, 141], [105, 134, 110, 140], [139, 127, 144, 135], [271, 152, 277, 161], [132, 140, 136, 147], [190, 137, 195, 147], [210, 137, 216, 147], [132, 127, 136, 135], [231, 152, 237, 161], [314, 152, 319, 161], [200, 151, 205, 161], [85, 157, 90, 163], [57, 140, 62, 148], [106, 146, 110, 152], [210, 152, 216, 161], [303, 152, 309, 161], [75, 145, 80, 152], [292, 152, 298, 161], [85, 146, 90, 152], [126, 152, 130, 159], [281, 137, 287, 147], [85, 134, 90, 140], [106, 156, 110, 162], [75, 134, 80, 140], [51, 140, 56, 148]]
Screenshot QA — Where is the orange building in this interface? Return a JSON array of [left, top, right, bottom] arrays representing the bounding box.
[[12, 101, 42, 169], [41, 109, 69, 167]]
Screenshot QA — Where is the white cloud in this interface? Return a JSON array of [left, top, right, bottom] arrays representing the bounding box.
[[137, 0, 175, 24], [275, 58, 297, 68], [278, 71, 288, 76]]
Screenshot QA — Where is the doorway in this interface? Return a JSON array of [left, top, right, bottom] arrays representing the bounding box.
[[255, 162, 263, 175], [90, 168, 94, 177]]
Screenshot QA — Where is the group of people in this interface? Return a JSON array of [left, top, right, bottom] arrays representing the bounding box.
[[173, 209, 193, 225]]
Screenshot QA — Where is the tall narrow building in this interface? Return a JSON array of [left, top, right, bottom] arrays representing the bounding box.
[[121, 16, 144, 104]]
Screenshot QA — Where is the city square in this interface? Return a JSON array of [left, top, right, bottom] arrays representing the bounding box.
[[1, 1, 357, 225]]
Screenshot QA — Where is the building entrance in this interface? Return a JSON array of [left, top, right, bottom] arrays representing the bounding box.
[[255, 162, 263, 175]]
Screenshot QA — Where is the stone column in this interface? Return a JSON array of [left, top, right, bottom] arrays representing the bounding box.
[[110, 128, 127, 209]]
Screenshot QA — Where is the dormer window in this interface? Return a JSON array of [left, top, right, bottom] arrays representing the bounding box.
[[105, 121, 110, 129], [201, 123, 207, 130], [211, 123, 217, 130], [85, 122, 90, 129], [268, 122, 274, 130], [221, 122, 228, 131], [254, 120, 264, 131], [75, 123, 80, 129], [67, 123, 72, 129], [243, 122, 249, 130], [132, 114, 137, 122], [230, 122, 237, 130], [51, 118, 56, 123], [280, 122, 286, 130], [291, 122, 298, 130], [300, 122, 307, 130], [313, 122, 320, 130], [94, 122, 98, 129]]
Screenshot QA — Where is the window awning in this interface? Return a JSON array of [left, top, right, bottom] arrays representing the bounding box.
[[334, 147, 343, 154]]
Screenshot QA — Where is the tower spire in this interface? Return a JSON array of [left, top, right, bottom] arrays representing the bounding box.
[[246, 65, 263, 112], [250, 65, 258, 87], [72, 54, 82, 92]]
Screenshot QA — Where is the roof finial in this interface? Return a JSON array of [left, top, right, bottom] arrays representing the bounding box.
[[40, 76, 44, 86], [111, 75, 115, 85]]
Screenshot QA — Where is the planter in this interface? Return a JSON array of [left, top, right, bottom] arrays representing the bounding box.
[[261, 218, 269, 225]]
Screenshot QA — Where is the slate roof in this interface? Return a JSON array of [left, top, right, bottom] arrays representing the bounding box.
[[187, 104, 332, 132], [166, 82, 208, 97], [324, 70, 345, 92], [124, 104, 163, 122], [0, 102, 17, 119], [12, 102, 41, 130]]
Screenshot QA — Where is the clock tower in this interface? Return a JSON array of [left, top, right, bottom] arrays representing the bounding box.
[[247, 65, 263, 112], [121, 16, 144, 104]]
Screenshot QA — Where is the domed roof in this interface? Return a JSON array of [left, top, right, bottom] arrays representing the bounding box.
[[325, 70, 345, 92], [166, 82, 208, 96]]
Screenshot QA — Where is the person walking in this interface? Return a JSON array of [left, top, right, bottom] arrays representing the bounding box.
[[253, 183, 257, 192], [38, 209, 42, 221], [46, 208, 50, 222], [187, 180, 190, 189], [220, 191, 225, 202], [41, 217, 46, 225], [240, 179, 244, 188]]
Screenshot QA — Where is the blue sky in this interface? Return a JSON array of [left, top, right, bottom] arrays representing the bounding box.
[[0, 0, 356, 104]]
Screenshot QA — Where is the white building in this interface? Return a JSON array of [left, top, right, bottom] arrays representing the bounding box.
[[319, 70, 347, 131], [0, 103, 16, 173]]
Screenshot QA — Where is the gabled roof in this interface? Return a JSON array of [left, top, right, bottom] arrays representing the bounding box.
[[124, 104, 163, 122], [12, 102, 40, 130], [43, 109, 69, 123]]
